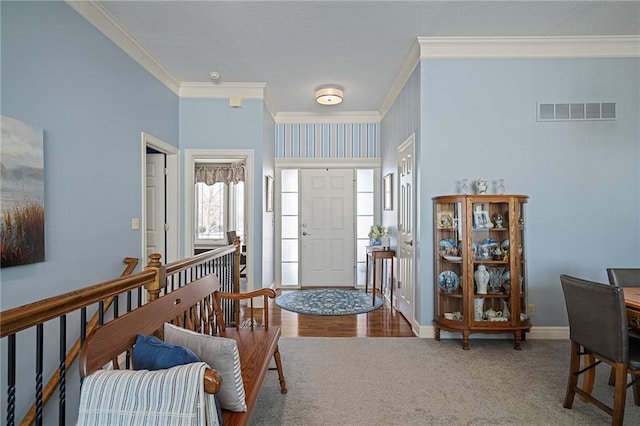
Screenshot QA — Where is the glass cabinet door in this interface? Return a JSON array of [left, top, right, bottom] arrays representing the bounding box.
[[471, 199, 511, 324], [434, 199, 464, 323], [517, 201, 527, 321]]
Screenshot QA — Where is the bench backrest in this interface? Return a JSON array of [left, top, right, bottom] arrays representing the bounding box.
[[79, 274, 220, 378]]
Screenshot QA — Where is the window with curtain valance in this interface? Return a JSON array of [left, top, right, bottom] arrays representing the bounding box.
[[194, 161, 245, 243], [194, 162, 245, 185]]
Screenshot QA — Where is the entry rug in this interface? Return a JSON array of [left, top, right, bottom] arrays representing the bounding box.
[[275, 288, 382, 316]]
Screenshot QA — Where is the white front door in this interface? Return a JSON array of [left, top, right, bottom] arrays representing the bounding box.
[[300, 168, 355, 286], [146, 153, 166, 260], [397, 135, 415, 323]]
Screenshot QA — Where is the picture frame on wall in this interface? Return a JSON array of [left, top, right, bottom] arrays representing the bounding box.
[[265, 175, 274, 212], [383, 173, 393, 211], [1, 115, 45, 268]]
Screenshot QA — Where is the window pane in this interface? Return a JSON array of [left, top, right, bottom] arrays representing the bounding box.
[[356, 239, 369, 262], [357, 216, 374, 238], [357, 193, 374, 216], [281, 216, 298, 239], [282, 263, 298, 286], [356, 263, 366, 286], [233, 182, 244, 239], [281, 193, 298, 215], [281, 169, 298, 192], [357, 169, 374, 192], [282, 239, 298, 262], [196, 182, 225, 240]]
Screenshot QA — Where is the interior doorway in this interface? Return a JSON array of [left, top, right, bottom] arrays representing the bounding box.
[[184, 149, 254, 289], [146, 150, 166, 259], [142, 132, 178, 265], [396, 134, 416, 326]]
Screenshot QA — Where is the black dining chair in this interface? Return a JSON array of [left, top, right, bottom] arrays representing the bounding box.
[[560, 274, 640, 425], [607, 268, 640, 338], [226, 230, 246, 278], [606, 268, 640, 385], [608, 268, 640, 289]]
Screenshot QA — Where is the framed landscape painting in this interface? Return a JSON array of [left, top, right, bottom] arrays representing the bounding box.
[[0, 115, 45, 268]]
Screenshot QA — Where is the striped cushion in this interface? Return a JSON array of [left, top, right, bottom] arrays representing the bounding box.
[[77, 362, 219, 425], [164, 323, 247, 412]]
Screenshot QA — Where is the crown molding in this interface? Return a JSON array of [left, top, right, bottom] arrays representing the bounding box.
[[180, 82, 276, 119], [65, 0, 180, 95], [379, 39, 421, 119], [275, 111, 380, 124], [262, 86, 277, 120], [417, 36, 640, 59], [179, 82, 268, 99], [275, 158, 380, 169], [380, 35, 638, 119]]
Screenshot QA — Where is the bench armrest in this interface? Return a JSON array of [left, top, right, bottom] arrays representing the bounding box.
[[213, 288, 276, 332], [204, 368, 223, 394], [214, 288, 276, 301]]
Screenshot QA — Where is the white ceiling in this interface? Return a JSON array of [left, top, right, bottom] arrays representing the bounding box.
[[95, 1, 640, 115]]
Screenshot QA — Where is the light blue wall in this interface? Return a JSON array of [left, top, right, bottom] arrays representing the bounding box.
[[1, 1, 178, 422], [0, 1, 178, 305], [263, 106, 276, 286], [179, 97, 268, 288], [419, 57, 640, 326]]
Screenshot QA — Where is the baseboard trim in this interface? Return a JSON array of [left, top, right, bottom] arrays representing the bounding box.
[[417, 325, 569, 340]]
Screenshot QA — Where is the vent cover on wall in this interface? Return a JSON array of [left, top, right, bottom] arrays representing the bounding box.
[[537, 102, 616, 121]]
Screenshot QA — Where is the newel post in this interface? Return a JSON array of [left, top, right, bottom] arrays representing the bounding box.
[[145, 253, 165, 302]]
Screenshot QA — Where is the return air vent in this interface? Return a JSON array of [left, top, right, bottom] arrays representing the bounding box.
[[537, 102, 616, 121]]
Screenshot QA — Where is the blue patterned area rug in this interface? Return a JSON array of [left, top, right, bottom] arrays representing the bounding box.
[[275, 288, 383, 316]]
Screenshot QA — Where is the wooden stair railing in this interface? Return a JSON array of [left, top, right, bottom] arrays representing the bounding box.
[[1, 259, 155, 426], [1, 246, 238, 426], [18, 257, 139, 426]]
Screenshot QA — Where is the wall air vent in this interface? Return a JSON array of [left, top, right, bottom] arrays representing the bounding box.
[[537, 102, 616, 121]]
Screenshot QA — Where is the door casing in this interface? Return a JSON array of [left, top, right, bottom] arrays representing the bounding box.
[[184, 149, 254, 289]]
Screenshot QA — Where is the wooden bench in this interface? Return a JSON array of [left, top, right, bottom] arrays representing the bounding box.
[[79, 274, 287, 426]]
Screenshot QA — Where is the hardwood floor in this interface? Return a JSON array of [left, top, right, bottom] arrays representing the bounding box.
[[242, 289, 416, 337]]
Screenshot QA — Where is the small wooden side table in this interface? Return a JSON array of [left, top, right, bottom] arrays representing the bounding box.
[[365, 247, 395, 306]]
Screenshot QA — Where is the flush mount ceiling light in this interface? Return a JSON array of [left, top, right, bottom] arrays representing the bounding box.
[[315, 87, 343, 105]]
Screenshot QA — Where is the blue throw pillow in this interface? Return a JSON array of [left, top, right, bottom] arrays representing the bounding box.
[[133, 334, 201, 370]]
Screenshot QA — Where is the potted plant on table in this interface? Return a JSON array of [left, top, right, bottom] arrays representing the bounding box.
[[368, 225, 386, 246]]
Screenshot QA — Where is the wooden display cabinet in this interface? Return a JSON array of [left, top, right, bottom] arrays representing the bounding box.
[[433, 194, 530, 350]]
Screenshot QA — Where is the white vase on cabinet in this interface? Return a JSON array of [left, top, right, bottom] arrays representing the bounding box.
[[474, 265, 489, 294]]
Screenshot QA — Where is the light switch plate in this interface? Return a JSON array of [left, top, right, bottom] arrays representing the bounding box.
[[131, 218, 140, 230]]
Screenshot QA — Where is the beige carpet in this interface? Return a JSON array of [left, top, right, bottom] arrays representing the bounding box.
[[250, 337, 640, 425]]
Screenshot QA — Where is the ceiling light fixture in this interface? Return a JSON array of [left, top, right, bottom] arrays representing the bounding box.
[[315, 87, 343, 105]]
